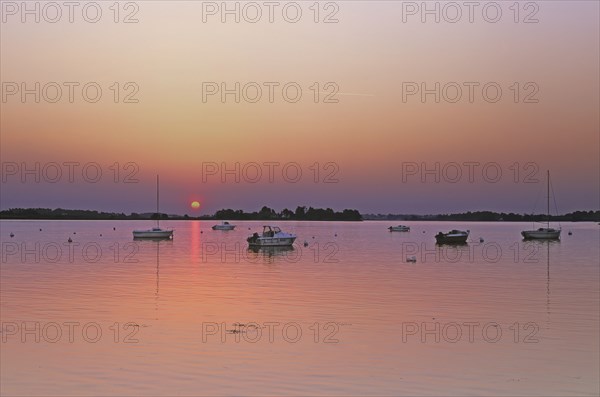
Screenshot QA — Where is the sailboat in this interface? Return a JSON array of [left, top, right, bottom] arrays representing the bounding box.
[[521, 170, 561, 240], [132, 175, 174, 239]]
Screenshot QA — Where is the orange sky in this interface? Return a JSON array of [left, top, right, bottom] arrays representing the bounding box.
[[1, 1, 598, 214]]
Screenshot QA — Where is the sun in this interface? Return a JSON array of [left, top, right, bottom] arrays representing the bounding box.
[[190, 201, 200, 209]]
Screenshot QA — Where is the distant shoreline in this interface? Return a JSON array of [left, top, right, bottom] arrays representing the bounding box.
[[1, 208, 598, 222], [0, 207, 361, 222], [364, 210, 600, 222]]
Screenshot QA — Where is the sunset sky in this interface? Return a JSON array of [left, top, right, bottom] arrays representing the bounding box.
[[1, 1, 598, 215]]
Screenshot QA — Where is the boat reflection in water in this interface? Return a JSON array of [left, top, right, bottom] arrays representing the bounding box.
[[526, 239, 558, 328], [134, 239, 172, 320], [246, 245, 297, 262]]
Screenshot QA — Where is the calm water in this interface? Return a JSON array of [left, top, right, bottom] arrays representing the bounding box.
[[1, 220, 598, 396]]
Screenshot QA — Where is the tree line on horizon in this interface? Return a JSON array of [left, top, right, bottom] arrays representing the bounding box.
[[214, 206, 362, 221], [363, 210, 600, 222], [0, 206, 363, 221], [0, 208, 598, 222]]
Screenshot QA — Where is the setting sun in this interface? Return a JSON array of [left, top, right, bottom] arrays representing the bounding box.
[[190, 201, 200, 209]]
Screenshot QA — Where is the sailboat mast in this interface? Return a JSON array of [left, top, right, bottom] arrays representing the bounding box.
[[546, 170, 550, 228], [156, 175, 160, 228]]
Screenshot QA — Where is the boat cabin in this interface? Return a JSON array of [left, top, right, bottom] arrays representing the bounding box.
[[262, 226, 281, 237]]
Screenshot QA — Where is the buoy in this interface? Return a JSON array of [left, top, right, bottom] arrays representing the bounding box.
[[113, 227, 116, 230], [303, 241, 308, 247], [67, 237, 73, 243], [100, 234, 103, 237], [568, 231, 572, 235], [422, 231, 426, 233], [406, 256, 417, 263], [39, 228, 42, 231], [201, 231, 203, 234], [9, 233, 14, 238], [479, 238, 484, 243], [73, 232, 76, 235], [334, 233, 337, 237]]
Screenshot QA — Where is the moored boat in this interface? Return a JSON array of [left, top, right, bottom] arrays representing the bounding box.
[[212, 221, 236, 231], [389, 225, 410, 232], [247, 226, 296, 247], [521, 228, 561, 240], [522, 171, 561, 240], [132, 175, 173, 240], [133, 227, 173, 239], [435, 230, 469, 244]]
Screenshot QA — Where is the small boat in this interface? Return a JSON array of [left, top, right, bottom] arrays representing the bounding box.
[[133, 175, 173, 240], [522, 171, 561, 240], [389, 225, 410, 232], [133, 227, 173, 239], [247, 226, 296, 247], [435, 230, 469, 244], [522, 228, 561, 240], [212, 221, 236, 231]]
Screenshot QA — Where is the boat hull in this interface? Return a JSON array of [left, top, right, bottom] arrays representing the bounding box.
[[521, 230, 561, 240], [247, 237, 296, 247], [132, 230, 173, 239], [389, 227, 410, 232], [212, 225, 236, 231], [435, 235, 468, 245]]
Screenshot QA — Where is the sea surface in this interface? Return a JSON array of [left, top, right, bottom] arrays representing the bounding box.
[[1, 220, 598, 396]]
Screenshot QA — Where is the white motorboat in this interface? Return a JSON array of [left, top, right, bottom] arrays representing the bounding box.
[[247, 226, 296, 247], [212, 221, 236, 231], [133, 175, 173, 240], [389, 225, 410, 232], [522, 171, 561, 240]]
